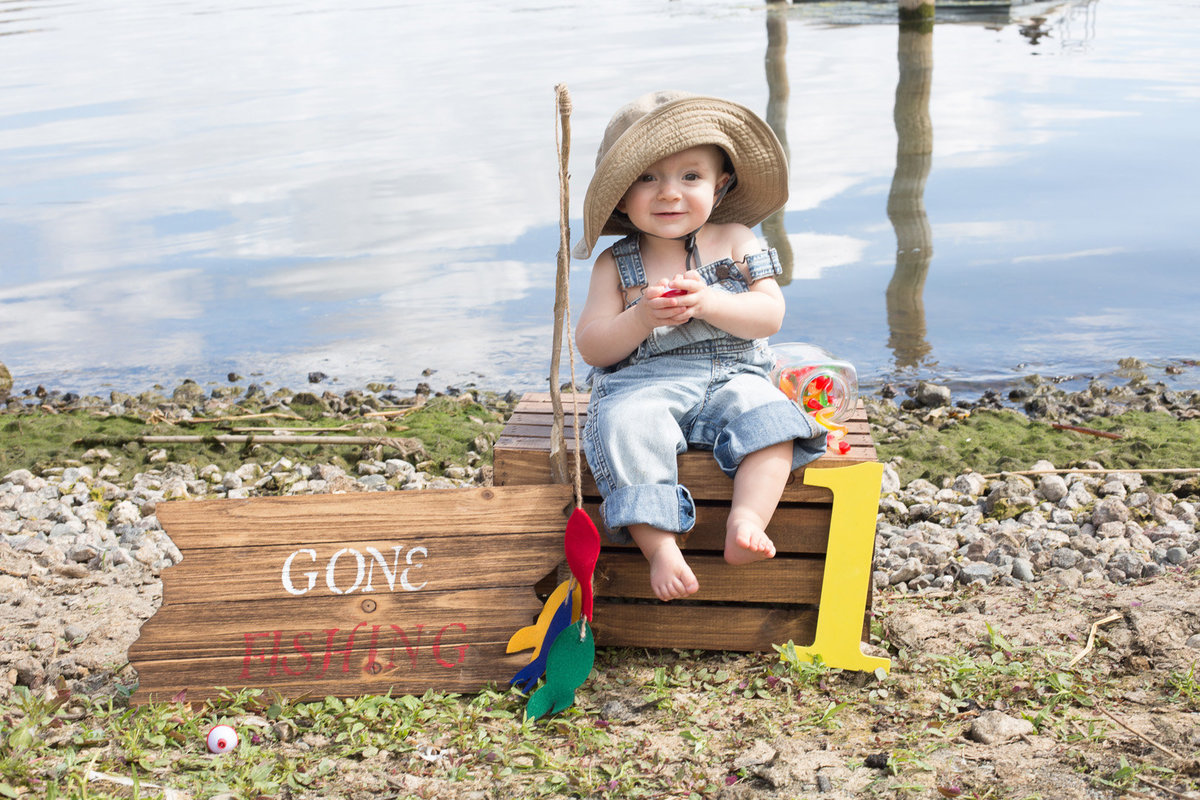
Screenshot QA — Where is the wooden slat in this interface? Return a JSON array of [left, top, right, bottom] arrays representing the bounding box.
[[494, 394, 876, 500], [499, 421, 874, 448], [583, 500, 833, 555], [160, 532, 564, 602], [503, 403, 874, 438], [495, 448, 844, 503], [594, 552, 824, 604], [156, 485, 574, 550], [592, 603, 819, 652], [131, 643, 526, 703], [130, 588, 539, 662]]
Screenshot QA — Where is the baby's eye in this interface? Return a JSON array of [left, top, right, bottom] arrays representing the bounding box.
[[636, 174, 655, 183], [683, 172, 702, 181]]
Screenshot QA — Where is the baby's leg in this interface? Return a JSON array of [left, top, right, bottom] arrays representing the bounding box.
[[725, 440, 793, 565], [629, 524, 699, 601]]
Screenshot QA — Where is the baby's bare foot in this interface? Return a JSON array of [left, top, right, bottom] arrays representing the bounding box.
[[647, 545, 700, 601], [725, 520, 776, 566]]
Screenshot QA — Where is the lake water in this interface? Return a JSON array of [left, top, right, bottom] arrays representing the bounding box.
[[1, 0, 1198, 398]]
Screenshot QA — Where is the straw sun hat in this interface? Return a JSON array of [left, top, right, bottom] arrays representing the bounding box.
[[571, 90, 789, 261]]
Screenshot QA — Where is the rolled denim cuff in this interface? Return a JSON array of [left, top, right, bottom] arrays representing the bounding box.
[[599, 483, 696, 544], [712, 399, 826, 477]]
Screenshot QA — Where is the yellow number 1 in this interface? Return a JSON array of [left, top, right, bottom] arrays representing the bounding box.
[[789, 462, 890, 674]]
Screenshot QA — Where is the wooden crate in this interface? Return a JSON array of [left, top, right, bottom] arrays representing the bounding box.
[[494, 392, 878, 652]]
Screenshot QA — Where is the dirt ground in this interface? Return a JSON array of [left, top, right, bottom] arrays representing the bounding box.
[[2, 543, 1199, 799]]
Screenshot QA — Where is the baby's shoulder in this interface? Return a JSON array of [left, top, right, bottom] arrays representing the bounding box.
[[702, 222, 760, 259]]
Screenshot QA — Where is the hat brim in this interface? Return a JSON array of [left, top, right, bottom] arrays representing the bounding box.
[[572, 96, 788, 260]]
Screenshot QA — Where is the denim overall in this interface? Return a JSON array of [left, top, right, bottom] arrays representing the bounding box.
[[582, 235, 825, 542]]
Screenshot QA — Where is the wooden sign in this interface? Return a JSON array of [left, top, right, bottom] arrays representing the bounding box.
[[128, 485, 573, 704]]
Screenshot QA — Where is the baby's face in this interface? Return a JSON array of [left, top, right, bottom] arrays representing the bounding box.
[[617, 145, 730, 239]]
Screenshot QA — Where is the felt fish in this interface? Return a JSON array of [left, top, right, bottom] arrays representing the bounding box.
[[506, 579, 581, 660], [509, 589, 575, 693], [563, 508, 600, 621], [525, 620, 596, 721]]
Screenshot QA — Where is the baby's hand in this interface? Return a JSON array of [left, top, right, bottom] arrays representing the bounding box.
[[659, 271, 711, 319], [640, 279, 693, 327]]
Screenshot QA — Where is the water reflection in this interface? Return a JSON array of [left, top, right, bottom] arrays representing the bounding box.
[[885, 17, 935, 369], [0, 0, 1196, 397], [761, 4, 795, 285]]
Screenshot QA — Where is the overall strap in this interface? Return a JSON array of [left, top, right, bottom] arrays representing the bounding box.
[[610, 235, 648, 292]]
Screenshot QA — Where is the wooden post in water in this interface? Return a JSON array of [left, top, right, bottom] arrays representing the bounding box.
[[761, 4, 795, 286], [898, 0, 935, 33], [885, 3, 935, 368]]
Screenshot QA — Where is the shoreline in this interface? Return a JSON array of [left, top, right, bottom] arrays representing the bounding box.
[[2, 356, 1199, 413]]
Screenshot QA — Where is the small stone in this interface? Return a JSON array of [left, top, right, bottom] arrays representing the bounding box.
[[968, 711, 1034, 744], [863, 753, 890, 770], [732, 740, 777, 770], [959, 562, 995, 584], [13, 656, 44, 688], [1038, 474, 1069, 503], [1011, 558, 1035, 582], [952, 472, 987, 496], [1092, 497, 1130, 526], [53, 562, 90, 579], [889, 558, 923, 586], [109, 500, 142, 526], [66, 544, 99, 564], [599, 699, 638, 722], [914, 381, 951, 408], [1050, 548, 1080, 570], [172, 380, 206, 405]]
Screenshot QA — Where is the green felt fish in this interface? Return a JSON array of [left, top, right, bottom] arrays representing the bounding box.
[[525, 620, 595, 721]]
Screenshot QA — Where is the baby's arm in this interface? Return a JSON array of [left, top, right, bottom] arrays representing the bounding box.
[[665, 225, 786, 339], [576, 249, 689, 368]]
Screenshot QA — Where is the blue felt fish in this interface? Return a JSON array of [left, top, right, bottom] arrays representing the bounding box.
[[509, 589, 574, 693]]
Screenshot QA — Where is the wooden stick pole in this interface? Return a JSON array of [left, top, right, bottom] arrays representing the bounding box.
[[548, 84, 573, 487]]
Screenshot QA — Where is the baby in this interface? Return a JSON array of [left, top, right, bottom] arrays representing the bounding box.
[[573, 91, 825, 602]]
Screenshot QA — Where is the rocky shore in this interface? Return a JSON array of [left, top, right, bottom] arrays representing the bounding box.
[[1, 364, 1199, 697]]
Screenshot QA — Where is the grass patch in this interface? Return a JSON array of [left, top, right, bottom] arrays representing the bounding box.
[[0, 396, 506, 483], [875, 409, 1200, 489]]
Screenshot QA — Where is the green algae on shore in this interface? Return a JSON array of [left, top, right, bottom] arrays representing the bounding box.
[[875, 408, 1200, 490], [0, 395, 506, 483]]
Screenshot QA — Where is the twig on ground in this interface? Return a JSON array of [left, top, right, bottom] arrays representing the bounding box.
[[77, 433, 416, 451], [86, 771, 186, 800], [365, 406, 422, 419], [980, 467, 1200, 479], [1066, 613, 1122, 669], [231, 426, 354, 433], [181, 411, 304, 424], [1137, 774, 1198, 799], [1050, 422, 1123, 439], [1097, 706, 1187, 761]]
